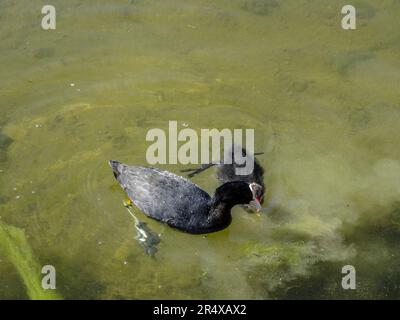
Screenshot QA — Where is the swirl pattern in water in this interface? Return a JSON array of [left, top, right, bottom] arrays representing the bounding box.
[[0, 0, 399, 299]]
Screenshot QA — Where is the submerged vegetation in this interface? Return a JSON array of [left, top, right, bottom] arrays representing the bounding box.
[[0, 0, 399, 299], [0, 132, 13, 164], [0, 222, 61, 300]]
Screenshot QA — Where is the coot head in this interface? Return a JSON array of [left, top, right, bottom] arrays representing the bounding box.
[[235, 182, 264, 213], [214, 181, 263, 212], [248, 182, 263, 211]]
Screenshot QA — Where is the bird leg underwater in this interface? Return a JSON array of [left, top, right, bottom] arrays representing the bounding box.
[[123, 198, 161, 257], [123, 197, 133, 208]]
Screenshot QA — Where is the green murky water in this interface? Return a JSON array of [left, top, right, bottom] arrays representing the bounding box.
[[1, 0, 400, 299]]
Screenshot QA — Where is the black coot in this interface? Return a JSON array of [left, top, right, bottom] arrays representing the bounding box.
[[109, 160, 262, 234], [181, 144, 265, 209]]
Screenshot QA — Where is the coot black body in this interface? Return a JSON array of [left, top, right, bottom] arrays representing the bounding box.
[[182, 144, 265, 207], [109, 160, 262, 234]]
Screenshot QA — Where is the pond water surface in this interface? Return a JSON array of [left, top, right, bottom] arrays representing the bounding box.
[[0, 0, 399, 299]]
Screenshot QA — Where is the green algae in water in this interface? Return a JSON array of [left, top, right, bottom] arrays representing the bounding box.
[[242, 0, 279, 15], [0, 133, 13, 151], [0, 0, 400, 299], [0, 132, 13, 163], [0, 222, 62, 300]]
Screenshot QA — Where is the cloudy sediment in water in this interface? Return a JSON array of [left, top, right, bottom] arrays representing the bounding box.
[[0, 0, 399, 299]]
